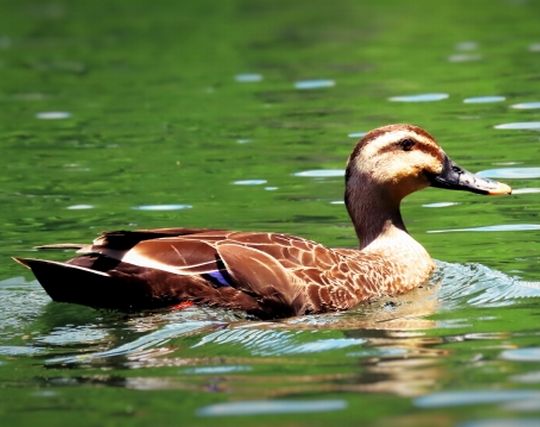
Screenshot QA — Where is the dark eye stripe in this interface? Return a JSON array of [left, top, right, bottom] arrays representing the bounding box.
[[375, 138, 443, 161]]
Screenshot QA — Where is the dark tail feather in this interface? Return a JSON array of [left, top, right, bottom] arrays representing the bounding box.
[[12, 257, 148, 310]]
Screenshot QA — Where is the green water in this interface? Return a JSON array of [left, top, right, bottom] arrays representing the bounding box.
[[2, 0, 540, 425]]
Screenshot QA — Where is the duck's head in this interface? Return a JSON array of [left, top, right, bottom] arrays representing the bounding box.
[[346, 124, 512, 202]]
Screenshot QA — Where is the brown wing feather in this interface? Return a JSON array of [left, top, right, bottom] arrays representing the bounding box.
[[91, 228, 226, 250], [123, 238, 221, 274], [216, 243, 306, 315]]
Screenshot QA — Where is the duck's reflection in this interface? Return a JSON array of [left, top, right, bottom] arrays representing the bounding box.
[[34, 282, 446, 398]]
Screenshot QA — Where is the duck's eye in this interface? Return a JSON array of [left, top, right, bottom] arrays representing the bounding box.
[[399, 138, 415, 151]]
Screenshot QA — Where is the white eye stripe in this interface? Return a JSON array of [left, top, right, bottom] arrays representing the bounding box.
[[361, 131, 433, 158]]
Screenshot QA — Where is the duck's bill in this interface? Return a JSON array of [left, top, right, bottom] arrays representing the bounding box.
[[428, 155, 512, 196]]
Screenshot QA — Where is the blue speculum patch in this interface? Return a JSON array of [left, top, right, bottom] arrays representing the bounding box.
[[205, 270, 232, 287]]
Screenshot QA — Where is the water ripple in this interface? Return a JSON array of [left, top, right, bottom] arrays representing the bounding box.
[[35, 111, 72, 120], [511, 371, 540, 384], [415, 390, 540, 408], [294, 169, 345, 178], [183, 365, 252, 375], [347, 131, 366, 139], [434, 261, 540, 309], [529, 43, 540, 52], [232, 179, 267, 186], [428, 224, 540, 233], [460, 420, 540, 427], [66, 204, 94, 210], [192, 327, 364, 356], [512, 188, 540, 194], [455, 41, 478, 51], [294, 79, 335, 90], [463, 96, 506, 104], [511, 102, 540, 110], [500, 348, 540, 362], [47, 321, 218, 365], [422, 202, 459, 208], [0, 345, 43, 356], [389, 93, 449, 102], [448, 53, 482, 63], [36, 325, 108, 346], [494, 122, 540, 130], [198, 399, 347, 416], [132, 204, 192, 211], [235, 73, 263, 83], [477, 167, 540, 179]]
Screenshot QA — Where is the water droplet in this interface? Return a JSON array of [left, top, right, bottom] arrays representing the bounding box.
[[463, 96, 506, 104], [35, 111, 71, 120], [422, 202, 459, 208], [477, 167, 540, 179], [388, 93, 449, 102], [232, 179, 267, 186], [448, 53, 482, 63], [132, 204, 192, 211], [66, 204, 94, 210], [294, 169, 345, 178], [494, 122, 540, 130], [294, 79, 335, 90], [347, 131, 366, 138], [264, 186, 278, 191], [511, 102, 540, 110], [428, 224, 540, 234], [235, 73, 263, 83], [198, 399, 347, 416], [330, 200, 345, 205], [236, 138, 252, 144]]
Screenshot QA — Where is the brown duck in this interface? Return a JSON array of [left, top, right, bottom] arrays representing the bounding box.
[[14, 124, 511, 318]]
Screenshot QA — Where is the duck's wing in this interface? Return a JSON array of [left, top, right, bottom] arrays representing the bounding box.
[[119, 231, 351, 314], [116, 231, 308, 314]]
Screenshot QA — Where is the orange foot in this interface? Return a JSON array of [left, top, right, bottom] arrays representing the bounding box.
[[171, 300, 195, 311]]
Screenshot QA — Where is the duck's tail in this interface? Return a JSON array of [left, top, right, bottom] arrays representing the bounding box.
[[12, 257, 132, 309]]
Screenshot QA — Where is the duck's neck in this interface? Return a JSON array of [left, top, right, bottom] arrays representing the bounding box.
[[345, 178, 435, 296], [346, 184, 407, 249]]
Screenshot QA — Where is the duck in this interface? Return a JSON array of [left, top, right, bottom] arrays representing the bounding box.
[[13, 124, 511, 319]]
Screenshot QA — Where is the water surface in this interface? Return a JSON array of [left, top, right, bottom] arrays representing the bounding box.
[[1, 1, 540, 426]]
